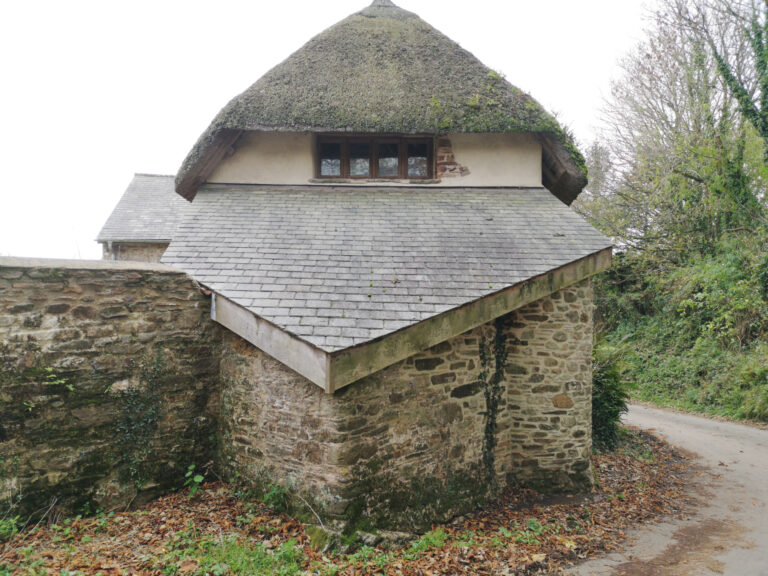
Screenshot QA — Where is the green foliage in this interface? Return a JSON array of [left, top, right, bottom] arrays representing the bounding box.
[[0, 545, 46, 576], [184, 465, 205, 498], [478, 317, 510, 486], [757, 252, 768, 299], [262, 483, 289, 512], [114, 350, 166, 489], [576, 2, 768, 423], [591, 344, 632, 450], [162, 522, 305, 576], [405, 528, 449, 558], [0, 515, 19, 542], [702, 0, 768, 158], [595, 233, 768, 422], [227, 469, 328, 528], [345, 546, 392, 568], [42, 367, 73, 392]]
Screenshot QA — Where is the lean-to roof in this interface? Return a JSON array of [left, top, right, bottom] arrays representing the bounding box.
[[162, 185, 611, 357]]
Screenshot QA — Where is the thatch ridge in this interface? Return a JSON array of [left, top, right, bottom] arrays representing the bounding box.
[[176, 1, 586, 202]]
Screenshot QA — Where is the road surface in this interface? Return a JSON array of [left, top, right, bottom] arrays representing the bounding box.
[[569, 404, 768, 576]]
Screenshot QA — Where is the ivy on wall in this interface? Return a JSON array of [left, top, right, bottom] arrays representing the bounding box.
[[478, 317, 510, 487], [114, 350, 165, 489]]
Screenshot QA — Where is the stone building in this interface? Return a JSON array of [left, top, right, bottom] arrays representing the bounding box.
[[97, 173, 187, 262], [95, 0, 612, 529]]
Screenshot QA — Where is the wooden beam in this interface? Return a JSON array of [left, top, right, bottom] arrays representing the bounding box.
[[176, 130, 243, 201], [327, 248, 611, 393], [209, 249, 611, 394], [211, 293, 331, 391]]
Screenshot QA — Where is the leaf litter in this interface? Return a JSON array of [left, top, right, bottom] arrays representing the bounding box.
[[0, 428, 692, 575]]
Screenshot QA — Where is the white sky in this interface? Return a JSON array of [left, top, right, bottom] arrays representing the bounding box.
[[0, 0, 649, 260]]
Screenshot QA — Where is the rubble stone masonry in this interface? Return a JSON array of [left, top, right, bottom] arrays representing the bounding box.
[[1, 255, 593, 529], [0, 258, 219, 516], [218, 279, 594, 530]]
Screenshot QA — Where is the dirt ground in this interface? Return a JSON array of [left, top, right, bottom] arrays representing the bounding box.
[[569, 404, 768, 576]]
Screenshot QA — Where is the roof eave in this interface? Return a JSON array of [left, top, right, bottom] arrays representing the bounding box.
[[538, 134, 588, 206], [96, 238, 173, 244], [175, 129, 243, 201], [208, 247, 612, 393], [175, 128, 588, 203]]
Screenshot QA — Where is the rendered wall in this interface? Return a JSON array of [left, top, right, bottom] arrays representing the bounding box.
[[217, 279, 593, 531], [208, 132, 315, 185], [102, 242, 169, 263], [206, 131, 542, 188], [438, 133, 542, 187], [0, 258, 219, 517]]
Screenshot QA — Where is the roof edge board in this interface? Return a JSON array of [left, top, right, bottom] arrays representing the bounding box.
[[96, 239, 172, 244], [176, 129, 243, 201], [211, 293, 331, 391], [327, 248, 612, 393]]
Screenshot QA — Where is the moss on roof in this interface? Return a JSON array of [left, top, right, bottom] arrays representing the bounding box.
[[176, 0, 586, 202]]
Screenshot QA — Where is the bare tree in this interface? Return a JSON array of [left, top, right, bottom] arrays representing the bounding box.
[[674, 0, 768, 156], [580, 0, 766, 256]]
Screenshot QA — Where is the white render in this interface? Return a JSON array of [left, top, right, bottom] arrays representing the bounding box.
[[207, 131, 542, 187]]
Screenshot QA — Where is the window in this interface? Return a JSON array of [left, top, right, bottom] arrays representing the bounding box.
[[349, 142, 370, 177], [319, 142, 341, 176], [316, 136, 433, 179]]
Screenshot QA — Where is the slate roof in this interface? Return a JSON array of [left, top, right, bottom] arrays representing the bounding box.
[[161, 185, 612, 353], [97, 174, 188, 243]]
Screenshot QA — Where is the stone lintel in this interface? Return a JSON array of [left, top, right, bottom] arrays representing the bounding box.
[[210, 248, 611, 394]]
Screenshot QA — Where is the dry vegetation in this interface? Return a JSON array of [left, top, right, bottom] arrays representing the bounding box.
[[1, 428, 691, 576]]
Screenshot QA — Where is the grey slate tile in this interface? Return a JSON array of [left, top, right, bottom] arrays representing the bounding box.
[[161, 185, 612, 353], [97, 174, 189, 243]]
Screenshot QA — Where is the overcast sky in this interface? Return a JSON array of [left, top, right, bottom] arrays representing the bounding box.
[[0, 0, 649, 260]]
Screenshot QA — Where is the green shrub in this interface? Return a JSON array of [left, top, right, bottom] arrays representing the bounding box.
[[594, 234, 768, 423], [757, 252, 768, 300], [263, 483, 289, 512], [0, 515, 19, 542], [591, 344, 631, 450]]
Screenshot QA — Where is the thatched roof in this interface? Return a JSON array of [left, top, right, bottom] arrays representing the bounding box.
[[175, 0, 587, 203]]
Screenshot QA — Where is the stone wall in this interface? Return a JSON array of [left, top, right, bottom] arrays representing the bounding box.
[[217, 332, 346, 513], [101, 242, 169, 262], [0, 258, 219, 517], [0, 254, 593, 530], [217, 279, 594, 531]]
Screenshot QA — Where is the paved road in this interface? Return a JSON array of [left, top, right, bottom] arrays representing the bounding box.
[[569, 404, 768, 576]]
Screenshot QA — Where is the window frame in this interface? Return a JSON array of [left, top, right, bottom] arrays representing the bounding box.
[[316, 135, 434, 180]]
